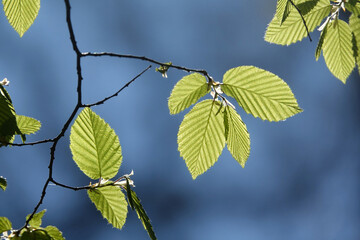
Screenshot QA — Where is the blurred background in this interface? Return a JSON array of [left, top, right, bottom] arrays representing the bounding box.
[[1, 0, 359, 239]]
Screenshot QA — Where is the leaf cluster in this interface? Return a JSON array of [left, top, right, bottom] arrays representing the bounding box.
[[169, 66, 302, 179], [266, 0, 360, 83]]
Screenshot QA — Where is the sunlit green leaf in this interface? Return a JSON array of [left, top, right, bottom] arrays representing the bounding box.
[[265, 0, 331, 45], [224, 106, 250, 167], [323, 19, 356, 83], [70, 107, 122, 180], [26, 209, 46, 228], [2, 0, 40, 37], [222, 66, 302, 122], [0, 176, 7, 191], [350, 14, 360, 72], [88, 186, 128, 229], [0, 217, 12, 233], [276, 0, 292, 24], [44, 226, 65, 240], [129, 190, 157, 240], [16, 115, 41, 135], [168, 73, 209, 115], [178, 100, 226, 179], [315, 24, 328, 61]]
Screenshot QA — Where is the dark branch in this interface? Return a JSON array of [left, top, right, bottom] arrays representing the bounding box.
[[288, 0, 312, 42], [81, 52, 210, 76], [83, 65, 152, 107], [7, 138, 54, 146]]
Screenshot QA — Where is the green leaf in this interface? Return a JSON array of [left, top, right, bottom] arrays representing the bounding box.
[[125, 178, 134, 210], [0, 217, 12, 233], [130, 190, 157, 240], [345, 1, 360, 16], [315, 24, 328, 61], [0, 176, 7, 191], [350, 14, 360, 72], [222, 66, 302, 122], [26, 209, 46, 228], [224, 106, 250, 168], [2, 0, 40, 37], [323, 19, 356, 83], [0, 93, 18, 145], [168, 73, 209, 115], [16, 115, 41, 135], [276, 0, 292, 24], [21, 229, 51, 240], [265, 0, 331, 45], [44, 226, 65, 240], [87, 186, 128, 229], [70, 107, 122, 180], [178, 99, 226, 179]]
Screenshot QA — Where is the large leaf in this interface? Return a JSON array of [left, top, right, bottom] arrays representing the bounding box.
[[0, 176, 7, 191], [178, 99, 226, 179], [323, 19, 356, 83], [276, 0, 292, 24], [44, 226, 65, 240], [222, 66, 302, 122], [16, 115, 41, 135], [265, 0, 331, 45], [2, 0, 40, 37], [88, 186, 128, 229], [349, 14, 360, 71], [224, 106, 250, 167], [26, 209, 46, 228], [70, 107, 122, 180], [0, 217, 12, 233], [129, 189, 157, 240], [168, 73, 209, 115]]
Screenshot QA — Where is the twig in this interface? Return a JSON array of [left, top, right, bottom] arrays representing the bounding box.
[[81, 52, 210, 76], [288, 0, 312, 42], [83, 65, 152, 107]]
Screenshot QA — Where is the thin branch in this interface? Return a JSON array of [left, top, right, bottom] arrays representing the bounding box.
[[7, 138, 54, 146], [288, 0, 312, 42], [81, 52, 210, 76], [82, 65, 152, 107]]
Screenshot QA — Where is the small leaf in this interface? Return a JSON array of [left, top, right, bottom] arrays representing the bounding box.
[[0, 217, 12, 233], [70, 108, 122, 180], [0, 93, 18, 145], [130, 190, 157, 240], [315, 24, 328, 61], [125, 178, 134, 210], [2, 0, 40, 37], [20, 229, 51, 240], [222, 66, 302, 122], [44, 226, 65, 240], [224, 106, 250, 167], [178, 100, 226, 179], [16, 115, 41, 135], [0, 176, 7, 191], [88, 186, 128, 229], [26, 209, 46, 228], [265, 0, 331, 45], [323, 19, 356, 83], [168, 73, 209, 115]]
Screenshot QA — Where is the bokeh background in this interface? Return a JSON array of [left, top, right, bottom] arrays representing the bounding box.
[[1, 0, 360, 239]]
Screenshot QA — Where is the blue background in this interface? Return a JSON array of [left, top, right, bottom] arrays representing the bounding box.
[[1, 0, 360, 239]]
